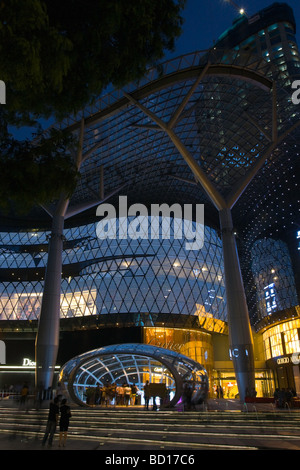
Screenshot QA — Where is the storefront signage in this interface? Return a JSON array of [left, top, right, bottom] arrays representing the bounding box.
[[22, 358, 36, 367], [277, 354, 300, 365], [291, 353, 300, 365]]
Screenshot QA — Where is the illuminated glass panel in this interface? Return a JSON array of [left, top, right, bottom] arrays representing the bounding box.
[[250, 239, 298, 320], [0, 221, 227, 325], [262, 318, 300, 359]]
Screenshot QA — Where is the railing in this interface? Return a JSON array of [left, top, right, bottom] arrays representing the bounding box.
[[0, 390, 18, 400]]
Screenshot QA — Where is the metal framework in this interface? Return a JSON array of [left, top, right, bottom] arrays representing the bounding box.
[[59, 343, 208, 407], [1, 47, 299, 400]]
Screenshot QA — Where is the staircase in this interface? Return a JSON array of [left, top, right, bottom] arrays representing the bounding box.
[[0, 405, 300, 450]]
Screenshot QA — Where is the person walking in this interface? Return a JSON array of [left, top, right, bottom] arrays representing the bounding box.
[[143, 380, 151, 410], [59, 398, 72, 447], [42, 397, 59, 448], [124, 383, 131, 406], [19, 382, 29, 411], [118, 384, 125, 406], [131, 383, 138, 405]]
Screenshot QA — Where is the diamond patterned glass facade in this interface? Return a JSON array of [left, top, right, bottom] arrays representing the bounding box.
[[250, 238, 298, 320], [0, 219, 227, 326]]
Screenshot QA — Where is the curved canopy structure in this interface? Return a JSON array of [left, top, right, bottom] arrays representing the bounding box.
[[4, 48, 299, 234], [59, 343, 208, 407]]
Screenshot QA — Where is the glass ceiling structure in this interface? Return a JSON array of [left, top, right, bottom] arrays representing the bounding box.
[[59, 343, 208, 407], [4, 47, 298, 233], [3, 47, 299, 331], [33, 46, 299, 397], [40, 47, 299, 318], [18, 47, 296, 232]]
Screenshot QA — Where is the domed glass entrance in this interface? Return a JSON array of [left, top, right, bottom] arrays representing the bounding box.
[[59, 343, 208, 407]]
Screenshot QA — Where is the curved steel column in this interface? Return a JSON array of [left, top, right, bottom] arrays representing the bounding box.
[[219, 207, 255, 401], [35, 197, 69, 390]]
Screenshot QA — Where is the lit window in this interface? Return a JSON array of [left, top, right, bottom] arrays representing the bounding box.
[[267, 23, 278, 32], [264, 282, 277, 314]]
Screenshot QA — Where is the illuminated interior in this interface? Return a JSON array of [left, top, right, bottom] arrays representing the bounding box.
[[263, 317, 300, 360], [60, 343, 208, 407]]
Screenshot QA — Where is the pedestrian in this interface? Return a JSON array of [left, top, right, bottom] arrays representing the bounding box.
[[131, 383, 138, 405], [143, 380, 151, 410], [278, 388, 286, 408], [42, 396, 59, 447], [19, 382, 29, 410], [118, 384, 125, 406], [124, 383, 131, 406], [59, 398, 72, 447], [183, 382, 195, 410]]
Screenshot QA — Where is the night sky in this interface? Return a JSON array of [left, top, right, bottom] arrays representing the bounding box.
[[170, 0, 300, 59]]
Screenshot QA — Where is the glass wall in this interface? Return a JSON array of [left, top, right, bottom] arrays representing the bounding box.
[[0, 220, 227, 325], [250, 238, 298, 321], [144, 326, 215, 393], [262, 317, 300, 360], [212, 370, 275, 399]]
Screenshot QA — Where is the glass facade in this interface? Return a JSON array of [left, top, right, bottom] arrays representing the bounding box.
[[262, 317, 300, 361], [250, 238, 298, 320], [143, 326, 216, 391], [212, 370, 275, 400], [0, 219, 227, 325]]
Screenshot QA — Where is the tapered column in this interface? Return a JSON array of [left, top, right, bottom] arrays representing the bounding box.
[[35, 196, 69, 390], [219, 207, 255, 402]]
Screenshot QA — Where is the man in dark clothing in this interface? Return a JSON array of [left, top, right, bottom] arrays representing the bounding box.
[[144, 380, 150, 410], [42, 396, 59, 447], [59, 398, 72, 447]]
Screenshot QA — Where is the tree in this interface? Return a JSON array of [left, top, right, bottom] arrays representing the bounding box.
[[0, 0, 186, 123], [0, 0, 186, 390], [0, 127, 79, 212]]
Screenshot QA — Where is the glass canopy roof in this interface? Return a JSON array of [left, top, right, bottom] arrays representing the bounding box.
[[3, 48, 299, 233], [59, 343, 208, 407], [1, 48, 299, 323]]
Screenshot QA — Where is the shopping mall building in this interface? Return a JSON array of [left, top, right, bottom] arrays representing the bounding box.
[[0, 2, 299, 406]]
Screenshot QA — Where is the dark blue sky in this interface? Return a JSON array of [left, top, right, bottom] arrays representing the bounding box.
[[169, 0, 300, 58]]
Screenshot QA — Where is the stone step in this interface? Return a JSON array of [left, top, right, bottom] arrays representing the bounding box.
[[0, 406, 299, 450]]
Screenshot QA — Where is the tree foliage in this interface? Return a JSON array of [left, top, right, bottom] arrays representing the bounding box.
[[0, 128, 79, 212], [0, 0, 186, 122], [0, 0, 185, 211]]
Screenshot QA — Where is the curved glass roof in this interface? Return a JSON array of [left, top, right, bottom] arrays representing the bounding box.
[[3, 48, 299, 233], [60, 343, 208, 407], [1, 47, 299, 324]]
